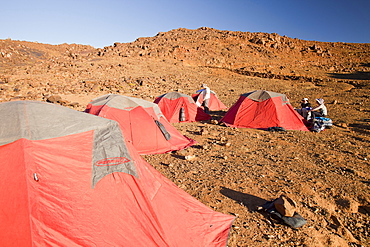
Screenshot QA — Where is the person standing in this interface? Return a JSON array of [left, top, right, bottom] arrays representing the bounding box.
[[201, 84, 211, 114]]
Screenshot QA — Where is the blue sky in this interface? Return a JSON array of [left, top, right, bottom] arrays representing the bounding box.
[[1, 0, 369, 48]]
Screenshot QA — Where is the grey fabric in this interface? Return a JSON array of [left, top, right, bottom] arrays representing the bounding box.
[[160, 92, 195, 103], [92, 122, 137, 188], [0, 101, 138, 188], [242, 90, 289, 103], [0, 101, 110, 145], [89, 94, 164, 116]]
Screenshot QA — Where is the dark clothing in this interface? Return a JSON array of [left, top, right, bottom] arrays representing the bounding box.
[[301, 102, 311, 108], [311, 111, 325, 119], [202, 99, 210, 114]]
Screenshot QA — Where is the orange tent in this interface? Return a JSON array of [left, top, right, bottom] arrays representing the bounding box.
[[154, 92, 211, 123], [221, 90, 309, 131], [0, 101, 234, 247], [85, 94, 195, 155]]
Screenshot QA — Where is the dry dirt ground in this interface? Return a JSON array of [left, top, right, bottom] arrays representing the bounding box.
[[1, 28, 369, 246]]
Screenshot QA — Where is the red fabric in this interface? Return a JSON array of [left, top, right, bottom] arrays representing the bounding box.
[[221, 95, 309, 131], [0, 139, 32, 247], [85, 104, 195, 155], [192, 93, 228, 111], [0, 132, 234, 246], [154, 96, 211, 123]]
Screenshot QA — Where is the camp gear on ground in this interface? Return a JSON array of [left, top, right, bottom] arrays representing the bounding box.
[[260, 195, 307, 229], [310, 117, 333, 132], [267, 126, 286, 132]]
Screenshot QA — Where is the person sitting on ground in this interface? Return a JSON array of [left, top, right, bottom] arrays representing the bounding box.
[[295, 98, 312, 119], [301, 98, 311, 109], [308, 98, 327, 120]]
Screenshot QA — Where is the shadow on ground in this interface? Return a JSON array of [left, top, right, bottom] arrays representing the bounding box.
[[220, 187, 267, 212], [328, 71, 370, 80], [210, 110, 227, 121]]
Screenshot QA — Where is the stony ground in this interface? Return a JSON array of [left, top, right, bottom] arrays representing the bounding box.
[[144, 69, 370, 247], [1, 28, 369, 246]]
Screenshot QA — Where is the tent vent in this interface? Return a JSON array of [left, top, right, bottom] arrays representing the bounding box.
[[155, 120, 171, 140]]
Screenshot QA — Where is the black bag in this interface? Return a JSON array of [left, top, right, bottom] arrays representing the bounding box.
[[267, 127, 286, 132], [261, 198, 307, 229]]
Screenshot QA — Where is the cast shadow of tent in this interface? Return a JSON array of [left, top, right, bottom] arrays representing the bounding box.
[[220, 187, 267, 212]]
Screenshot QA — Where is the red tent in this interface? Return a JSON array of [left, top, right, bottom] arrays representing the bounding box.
[[85, 94, 196, 155], [0, 101, 234, 247], [192, 90, 228, 111], [154, 92, 211, 123], [221, 90, 309, 131]]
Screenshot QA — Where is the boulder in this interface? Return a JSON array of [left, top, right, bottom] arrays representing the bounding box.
[[273, 195, 297, 217]]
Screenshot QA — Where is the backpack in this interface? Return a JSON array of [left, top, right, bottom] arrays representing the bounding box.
[[316, 117, 332, 128]]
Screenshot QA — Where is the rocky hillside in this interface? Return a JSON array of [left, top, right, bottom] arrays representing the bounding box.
[[1, 28, 369, 246], [101, 27, 369, 81]]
